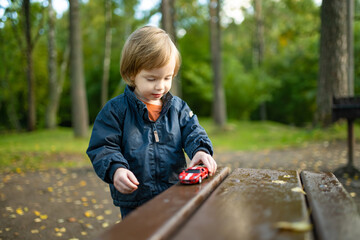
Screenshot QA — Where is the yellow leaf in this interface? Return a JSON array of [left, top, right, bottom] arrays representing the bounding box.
[[84, 210, 95, 218], [6, 207, 14, 212], [81, 231, 88, 236], [34, 218, 42, 223], [104, 210, 112, 215], [31, 229, 39, 234], [350, 192, 356, 197], [34, 210, 41, 216], [48, 187, 53, 192], [272, 180, 286, 184], [79, 181, 87, 187], [283, 175, 291, 178], [291, 187, 306, 195], [274, 221, 312, 232], [102, 222, 109, 228], [85, 223, 94, 229], [40, 214, 48, 220], [96, 215, 104, 221], [16, 208, 24, 215]]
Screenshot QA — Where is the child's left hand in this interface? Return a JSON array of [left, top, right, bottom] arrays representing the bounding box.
[[189, 151, 217, 176]]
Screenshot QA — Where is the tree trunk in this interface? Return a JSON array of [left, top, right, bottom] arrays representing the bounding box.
[[45, 0, 58, 129], [317, 0, 348, 126], [69, 0, 89, 137], [254, 0, 266, 121], [210, 0, 226, 127], [101, 0, 112, 107], [161, 0, 181, 97], [23, 0, 36, 131], [347, 0, 354, 96]]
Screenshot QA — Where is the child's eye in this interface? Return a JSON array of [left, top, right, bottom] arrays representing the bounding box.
[[146, 78, 155, 81], [165, 77, 172, 81]]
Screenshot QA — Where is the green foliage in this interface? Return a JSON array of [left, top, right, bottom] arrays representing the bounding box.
[[1, 0, 359, 130]]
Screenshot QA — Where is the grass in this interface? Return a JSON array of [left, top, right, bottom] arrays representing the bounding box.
[[200, 119, 356, 151], [0, 120, 357, 172]]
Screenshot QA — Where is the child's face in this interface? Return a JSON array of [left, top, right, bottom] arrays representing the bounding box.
[[133, 56, 175, 105]]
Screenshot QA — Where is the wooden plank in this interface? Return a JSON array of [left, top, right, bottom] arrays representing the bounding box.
[[300, 171, 360, 240], [171, 168, 312, 240], [96, 166, 230, 240]]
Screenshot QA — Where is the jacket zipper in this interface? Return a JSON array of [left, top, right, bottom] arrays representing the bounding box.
[[152, 123, 161, 194]]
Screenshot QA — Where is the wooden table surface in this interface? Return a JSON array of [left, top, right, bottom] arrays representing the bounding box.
[[97, 167, 360, 240]]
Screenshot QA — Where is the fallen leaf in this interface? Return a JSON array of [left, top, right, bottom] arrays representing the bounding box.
[[48, 187, 53, 192], [85, 223, 94, 229], [291, 187, 306, 195], [68, 217, 77, 222], [31, 229, 39, 234], [6, 207, 14, 212], [272, 180, 286, 184], [34, 218, 42, 223], [34, 210, 41, 216], [283, 175, 291, 178], [274, 221, 312, 232], [79, 180, 87, 187], [350, 192, 356, 198], [96, 215, 104, 221], [81, 231, 88, 236], [16, 208, 24, 215], [104, 210, 112, 215], [84, 210, 95, 218], [40, 214, 48, 220], [102, 222, 109, 228]]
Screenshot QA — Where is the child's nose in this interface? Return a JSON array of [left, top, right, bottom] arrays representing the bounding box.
[[155, 80, 164, 90]]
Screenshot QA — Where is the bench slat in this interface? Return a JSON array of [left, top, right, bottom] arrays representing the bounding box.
[[96, 166, 230, 240], [300, 171, 360, 240], [171, 168, 312, 240]]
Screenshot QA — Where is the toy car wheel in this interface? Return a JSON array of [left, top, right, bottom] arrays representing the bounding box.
[[199, 177, 202, 184]]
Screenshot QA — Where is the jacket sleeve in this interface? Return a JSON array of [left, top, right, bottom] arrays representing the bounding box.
[[86, 100, 129, 184], [179, 101, 214, 159]]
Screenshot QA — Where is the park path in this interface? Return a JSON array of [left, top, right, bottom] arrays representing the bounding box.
[[1, 141, 359, 240]]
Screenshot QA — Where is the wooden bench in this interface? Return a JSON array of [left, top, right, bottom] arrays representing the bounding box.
[[96, 168, 360, 240]]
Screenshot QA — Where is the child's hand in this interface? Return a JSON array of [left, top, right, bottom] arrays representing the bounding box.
[[113, 168, 139, 194], [189, 151, 217, 176]]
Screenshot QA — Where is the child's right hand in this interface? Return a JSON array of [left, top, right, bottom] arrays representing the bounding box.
[[113, 168, 139, 194]]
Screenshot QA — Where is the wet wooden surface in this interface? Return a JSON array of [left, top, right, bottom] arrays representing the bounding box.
[[96, 166, 230, 240], [97, 168, 359, 240], [171, 168, 312, 240], [301, 171, 360, 240]]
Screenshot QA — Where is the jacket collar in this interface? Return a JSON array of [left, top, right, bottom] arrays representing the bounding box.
[[124, 85, 174, 119]]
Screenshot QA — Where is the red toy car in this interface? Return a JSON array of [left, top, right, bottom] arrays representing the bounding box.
[[179, 166, 209, 184]]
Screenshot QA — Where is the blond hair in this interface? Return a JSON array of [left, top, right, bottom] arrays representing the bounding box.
[[120, 26, 181, 87]]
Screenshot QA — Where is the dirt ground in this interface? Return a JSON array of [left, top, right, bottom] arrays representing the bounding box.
[[1, 140, 359, 240]]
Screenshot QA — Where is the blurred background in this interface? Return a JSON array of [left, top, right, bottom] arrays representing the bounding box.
[[1, 0, 358, 134], [1, 1, 360, 239]]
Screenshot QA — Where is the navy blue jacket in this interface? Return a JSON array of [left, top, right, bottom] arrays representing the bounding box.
[[87, 86, 213, 208]]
